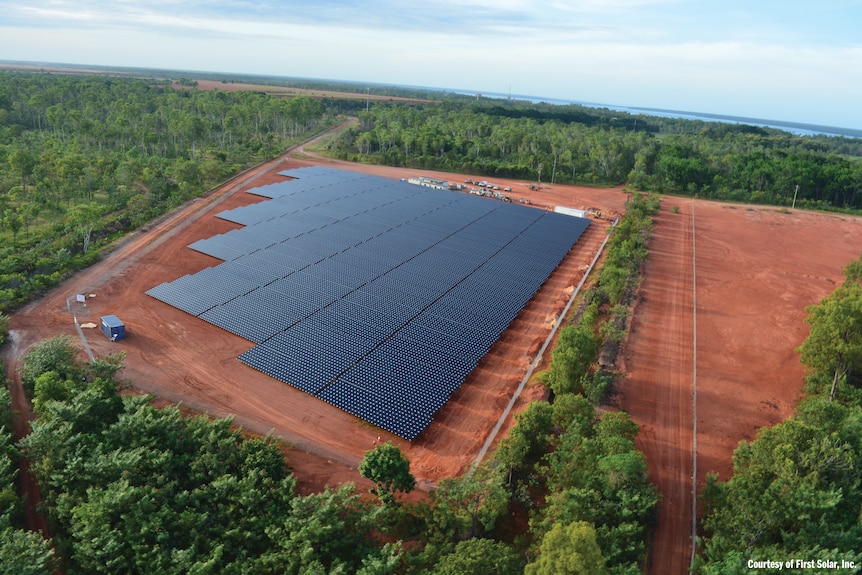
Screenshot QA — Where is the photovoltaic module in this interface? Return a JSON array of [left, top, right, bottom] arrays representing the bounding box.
[[147, 166, 590, 440]]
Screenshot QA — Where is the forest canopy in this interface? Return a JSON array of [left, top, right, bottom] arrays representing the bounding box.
[[0, 71, 330, 312], [328, 100, 862, 211]]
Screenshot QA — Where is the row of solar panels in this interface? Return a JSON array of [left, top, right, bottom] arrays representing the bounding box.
[[147, 166, 590, 439]]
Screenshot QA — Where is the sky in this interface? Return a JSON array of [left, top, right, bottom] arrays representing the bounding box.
[[1, 0, 861, 130]]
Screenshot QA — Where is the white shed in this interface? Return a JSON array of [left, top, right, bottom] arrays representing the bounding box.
[[554, 206, 588, 218]]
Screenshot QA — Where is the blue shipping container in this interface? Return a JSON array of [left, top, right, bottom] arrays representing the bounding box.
[[100, 315, 125, 341]]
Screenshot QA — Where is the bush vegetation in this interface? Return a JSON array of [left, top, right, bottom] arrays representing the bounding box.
[[0, 72, 330, 312], [329, 100, 862, 211]]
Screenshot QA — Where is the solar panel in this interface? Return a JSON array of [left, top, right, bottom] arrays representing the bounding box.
[[147, 166, 590, 440]]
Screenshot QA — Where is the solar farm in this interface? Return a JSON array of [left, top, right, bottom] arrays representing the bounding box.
[[147, 166, 590, 440]]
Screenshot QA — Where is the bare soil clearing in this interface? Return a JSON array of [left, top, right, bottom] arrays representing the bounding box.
[[0, 64, 437, 105], [177, 79, 438, 105], [618, 197, 862, 575], [6, 150, 626, 496]]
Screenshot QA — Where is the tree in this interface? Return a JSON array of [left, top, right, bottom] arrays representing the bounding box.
[[435, 464, 508, 538], [844, 254, 862, 285], [696, 399, 862, 573], [494, 401, 553, 480], [359, 442, 415, 506], [20, 335, 81, 397], [32, 370, 79, 413], [258, 484, 380, 574], [0, 314, 9, 346], [0, 529, 56, 575], [0, 387, 55, 575], [2, 210, 22, 246], [551, 393, 595, 433], [547, 305, 600, 397], [432, 538, 523, 575], [525, 521, 606, 575], [65, 203, 104, 255], [7, 146, 36, 193], [797, 275, 862, 401]]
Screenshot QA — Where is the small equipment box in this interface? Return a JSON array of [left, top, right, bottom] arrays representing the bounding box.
[[100, 315, 125, 341]]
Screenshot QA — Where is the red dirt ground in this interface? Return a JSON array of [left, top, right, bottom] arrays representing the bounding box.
[[5, 147, 627, 501], [618, 197, 862, 575]]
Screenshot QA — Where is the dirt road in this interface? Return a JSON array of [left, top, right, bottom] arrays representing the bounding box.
[[619, 198, 695, 575]]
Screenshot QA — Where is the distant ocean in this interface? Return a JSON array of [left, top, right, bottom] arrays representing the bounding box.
[[445, 89, 861, 139]]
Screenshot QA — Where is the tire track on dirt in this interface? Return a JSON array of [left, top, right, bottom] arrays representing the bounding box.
[[619, 199, 695, 575], [690, 199, 698, 569]]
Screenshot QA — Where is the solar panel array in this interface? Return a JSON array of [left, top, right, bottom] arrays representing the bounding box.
[[147, 166, 590, 440]]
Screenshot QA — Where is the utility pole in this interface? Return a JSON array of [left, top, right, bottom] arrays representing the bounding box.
[[792, 184, 799, 209]]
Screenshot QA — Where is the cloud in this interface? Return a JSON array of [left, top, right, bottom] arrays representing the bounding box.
[[0, 0, 634, 38]]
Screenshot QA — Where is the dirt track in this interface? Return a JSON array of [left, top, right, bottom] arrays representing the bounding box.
[[619, 197, 862, 575], [620, 199, 695, 574]]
